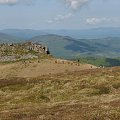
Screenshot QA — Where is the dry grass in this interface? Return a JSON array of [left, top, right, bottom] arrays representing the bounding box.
[[0, 65, 120, 119], [0, 59, 96, 78]]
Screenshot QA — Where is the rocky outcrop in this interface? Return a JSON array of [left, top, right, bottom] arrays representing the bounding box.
[[0, 42, 50, 62]]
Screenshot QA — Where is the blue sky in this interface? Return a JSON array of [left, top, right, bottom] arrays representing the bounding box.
[[0, 0, 120, 29]]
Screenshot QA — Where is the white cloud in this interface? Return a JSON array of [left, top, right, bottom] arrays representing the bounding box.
[[0, 0, 92, 8], [0, 0, 17, 5], [86, 17, 119, 25], [46, 13, 73, 23], [64, 0, 90, 10], [0, 0, 35, 5], [54, 13, 73, 21]]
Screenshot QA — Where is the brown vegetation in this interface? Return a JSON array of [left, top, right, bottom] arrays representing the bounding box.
[[0, 59, 96, 78], [0, 63, 120, 120]]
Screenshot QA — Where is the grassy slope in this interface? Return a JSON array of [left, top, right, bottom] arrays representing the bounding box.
[[0, 67, 120, 120], [76, 57, 120, 67], [0, 59, 96, 78]]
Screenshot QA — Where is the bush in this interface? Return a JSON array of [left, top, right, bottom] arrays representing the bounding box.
[[94, 85, 110, 95]]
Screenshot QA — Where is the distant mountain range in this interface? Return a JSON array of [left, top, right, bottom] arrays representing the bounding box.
[[0, 29, 47, 39], [0, 33, 22, 43], [42, 27, 120, 39], [1, 27, 120, 39], [0, 27, 120, 59]]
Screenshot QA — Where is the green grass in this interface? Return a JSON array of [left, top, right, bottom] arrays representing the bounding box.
[[75, 57, 120, 67]]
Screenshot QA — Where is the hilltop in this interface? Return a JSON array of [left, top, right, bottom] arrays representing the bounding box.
[[0, 42, 50, 62], [0, 41, 96, 78]]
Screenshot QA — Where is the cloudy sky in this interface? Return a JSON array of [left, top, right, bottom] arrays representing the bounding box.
[[0, 0, 120, 29]]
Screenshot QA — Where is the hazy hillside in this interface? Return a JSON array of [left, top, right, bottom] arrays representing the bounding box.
[[1, 27, 120, 39], [0, 33, 22, 43], [29, 34, 120, 59], [0, 32, 120, 59], [0, 29, 47, 39], [40, 27, 120, 39], [29, 34, 76, 58]]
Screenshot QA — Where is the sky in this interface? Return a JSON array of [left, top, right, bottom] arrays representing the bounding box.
[[0, 0, 120, 29]]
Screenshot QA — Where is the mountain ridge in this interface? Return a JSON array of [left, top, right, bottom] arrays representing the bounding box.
[[0, 33, 120, 58], [1, 27, 120, 39], [29, 34, 120, 58], [0, 32, 22, 43]]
